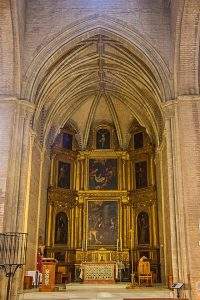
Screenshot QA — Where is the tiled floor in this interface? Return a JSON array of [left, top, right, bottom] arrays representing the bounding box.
[[19, 283, 175, 300]]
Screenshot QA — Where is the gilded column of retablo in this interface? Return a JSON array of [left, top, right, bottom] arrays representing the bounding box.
[[122, 158, 126, 190], [46, 204, 52, 246], [76, 157, 81, 190], [78, 205, 83, 249], [123, 205, 127, 248]]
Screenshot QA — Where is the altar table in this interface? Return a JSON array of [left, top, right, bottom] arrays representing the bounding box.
[[82, 262, 115, 284]]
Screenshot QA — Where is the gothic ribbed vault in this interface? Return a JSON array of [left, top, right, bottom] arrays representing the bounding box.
[[23, 26, 172, 148]]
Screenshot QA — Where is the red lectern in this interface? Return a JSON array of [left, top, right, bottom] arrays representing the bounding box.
[[39, 258, 57, 292]]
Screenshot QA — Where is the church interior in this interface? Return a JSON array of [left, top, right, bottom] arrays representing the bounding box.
[[0, 1, 200, 299]]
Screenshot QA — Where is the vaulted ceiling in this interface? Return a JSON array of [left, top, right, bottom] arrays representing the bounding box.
[[31, 33, 167, 149]]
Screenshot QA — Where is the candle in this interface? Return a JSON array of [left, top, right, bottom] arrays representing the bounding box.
[[120, 238, 122, 251], [117, 239, 119, 251]]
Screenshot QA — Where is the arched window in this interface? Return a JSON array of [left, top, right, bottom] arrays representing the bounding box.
[[55, 212, 68, 244], [137, 211, 150, 245], [96, 129, 110, 149]]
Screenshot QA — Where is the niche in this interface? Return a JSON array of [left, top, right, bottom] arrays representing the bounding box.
[[55, 212, 68, 244]]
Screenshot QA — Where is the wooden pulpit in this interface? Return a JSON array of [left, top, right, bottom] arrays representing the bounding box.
[[39, 258, 57, 292]]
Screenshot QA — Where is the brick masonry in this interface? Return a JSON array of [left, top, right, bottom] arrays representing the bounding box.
[[0, 1, 200, 299]]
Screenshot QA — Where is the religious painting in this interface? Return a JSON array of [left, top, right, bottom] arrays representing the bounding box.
[[55, 212, 68, 244], [57, 161, 70, 189], [87, 200, 118, 248], [135, 160, 148, 189], [63, 133, 73, 150], [134, 132, 144, 149], [96, 129, 110, 149], [89, 159, 117, 190], [137, 211, 150, 245]]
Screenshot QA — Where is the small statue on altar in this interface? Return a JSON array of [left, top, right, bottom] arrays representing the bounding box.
[[116, 261, 125, 282]]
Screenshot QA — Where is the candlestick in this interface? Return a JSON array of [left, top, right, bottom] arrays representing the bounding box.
[[81, 240, 84, 251], [85, 239, 88, 251], [120, 238, 122, 251]]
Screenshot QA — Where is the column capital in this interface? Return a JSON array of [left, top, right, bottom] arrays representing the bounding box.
[[0, 97, 35, 114], [162, 100, 177, 118], [163, 95, 200, 117]]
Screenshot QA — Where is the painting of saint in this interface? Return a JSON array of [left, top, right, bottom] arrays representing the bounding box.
[[134, 132, 144, 149], [58, 161, 70, 189], [55, 212, 68, 244], [89, 159, 117, 190], [87, 201, 118, 248], [63, 133, 73, 150], [96, 129, 110, 149], [137, 212, 150, 245], [135, 161, 148, 189]]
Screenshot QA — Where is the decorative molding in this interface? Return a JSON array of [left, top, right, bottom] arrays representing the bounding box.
[[78, 190, 129, 199], [52, 148, 78, 161], [77, 149, 129, 159], [130, 186, 156, 208], [48, 187, 78, 210], [128, 145, 154, 158]]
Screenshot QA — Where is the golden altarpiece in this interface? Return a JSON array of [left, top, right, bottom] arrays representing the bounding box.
[[45, 123, 160, 283]]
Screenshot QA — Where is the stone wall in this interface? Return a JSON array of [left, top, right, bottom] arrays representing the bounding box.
[[0, 101, 13, 232], [176, 97, 200, 299], [23, 0, 172, 74], [0, 1, 200, 299]]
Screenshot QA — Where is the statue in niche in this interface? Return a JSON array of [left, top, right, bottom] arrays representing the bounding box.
[[63, 133, 73, 150], [55, 212, 68, 244], [135, 161, 148, 189], [96, 129, 110, 149], [58, 161, 70, 189], [137, 212, 150, 245], [134, 132, 144, 149]]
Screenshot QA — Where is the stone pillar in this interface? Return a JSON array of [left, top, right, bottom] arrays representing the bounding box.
[[3, 99, 35, 233], [0, 98, 35, 300], [164, 96, 200, 299], [25, 144, 46, 271], [155, 139, 171, 284]]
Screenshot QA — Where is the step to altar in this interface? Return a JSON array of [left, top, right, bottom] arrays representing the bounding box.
[[19, 283, 179, 300]]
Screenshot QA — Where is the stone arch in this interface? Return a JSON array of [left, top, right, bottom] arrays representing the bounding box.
[[22, 14, 172, 102], [21, 15, 173, 151]]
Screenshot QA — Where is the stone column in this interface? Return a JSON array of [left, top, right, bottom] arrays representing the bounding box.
[[175, 96, 200, 300], [155, 140, 171, 284], [164, 96, 200, 299], [0, 98, 35, 300], [3, 99, 35, 233]]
